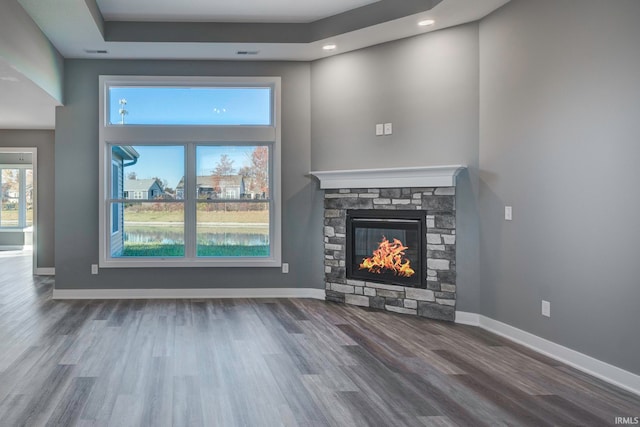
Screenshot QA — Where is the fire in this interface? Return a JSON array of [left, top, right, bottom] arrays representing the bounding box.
[[359, 236, 415, 277]]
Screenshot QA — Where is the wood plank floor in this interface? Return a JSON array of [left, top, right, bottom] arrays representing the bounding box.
[[0, 251, 638, 426]]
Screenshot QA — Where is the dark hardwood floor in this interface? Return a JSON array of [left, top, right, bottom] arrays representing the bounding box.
[[0, 251, 638, 426]]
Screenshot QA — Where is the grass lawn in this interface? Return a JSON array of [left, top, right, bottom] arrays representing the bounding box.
[[0, 208, 33, 225], [124, 209, 268, 224], [122, 243, 269, 257]]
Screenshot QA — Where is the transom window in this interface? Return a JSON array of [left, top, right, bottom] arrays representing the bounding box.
[[99, 76, 281, 268]]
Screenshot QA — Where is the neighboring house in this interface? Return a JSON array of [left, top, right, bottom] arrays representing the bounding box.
[[175, 175, 245, 200], [111, 146, 139, 257], [124, 178, 164, 200]]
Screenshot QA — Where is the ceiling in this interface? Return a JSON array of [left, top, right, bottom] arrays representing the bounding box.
[[0, 57, 57, 130], [3, 0, 510, 129]]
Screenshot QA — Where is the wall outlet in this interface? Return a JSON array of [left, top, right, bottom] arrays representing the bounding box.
[[375, 124, 384, 136], [541, 300, 551, 317], [282, 263, 289, 274], [505, 206, 513, 221], [384, 123, 393, 135], [91, 264, 99, 275]]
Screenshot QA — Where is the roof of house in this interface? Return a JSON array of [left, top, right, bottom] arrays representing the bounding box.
[[124, 179, 161, 192], [176, 175, 243, 189], [113, 146, 140, 161]]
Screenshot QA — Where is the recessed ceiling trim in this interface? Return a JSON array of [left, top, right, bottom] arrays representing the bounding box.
[[309, 0, 442, 40], [106, 21, 310, 43], [98, 0, 380, 23], [105, 0, 443, 44]]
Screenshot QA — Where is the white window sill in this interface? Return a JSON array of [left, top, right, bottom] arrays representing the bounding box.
[[99, 257, 282, 268]]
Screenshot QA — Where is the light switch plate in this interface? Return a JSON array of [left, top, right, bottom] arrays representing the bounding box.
[[542, 300, 551, 317], [384, 123, 393, 135], [505, 206, 513, 221], [282, 263, 289, 273], [375, 124, 384, 136]]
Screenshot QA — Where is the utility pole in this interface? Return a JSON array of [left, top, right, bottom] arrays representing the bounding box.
[[119, 98, 128, 124]]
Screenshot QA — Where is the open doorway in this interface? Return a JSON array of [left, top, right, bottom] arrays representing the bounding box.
[[0, 148, 37, 274]]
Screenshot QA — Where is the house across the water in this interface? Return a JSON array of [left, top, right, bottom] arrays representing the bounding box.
[[124, 178, 164, 200], [175, 175, 246, 200]]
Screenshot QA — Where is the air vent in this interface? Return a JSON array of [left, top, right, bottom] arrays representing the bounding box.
[[236, 50, 260, 56], [84, 49, 108, 54]]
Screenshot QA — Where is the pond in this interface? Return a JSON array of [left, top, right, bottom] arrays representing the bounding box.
[[124, 228, 269, 246]]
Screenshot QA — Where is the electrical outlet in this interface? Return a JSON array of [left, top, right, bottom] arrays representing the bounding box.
[[505, 206, 513, 221], [375, 124, 384, 136], [91, 264, 99, 275], [384, 123, 393, 135], [541, 300, 551, 317], [282, 263, 289, 274]]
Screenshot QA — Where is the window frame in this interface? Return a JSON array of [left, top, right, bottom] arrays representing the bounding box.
[[111, 160, 120, 235], [98, 75, 282, 268]]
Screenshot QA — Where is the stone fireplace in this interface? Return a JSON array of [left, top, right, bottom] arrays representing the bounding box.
[[311, 166, 465, 322]]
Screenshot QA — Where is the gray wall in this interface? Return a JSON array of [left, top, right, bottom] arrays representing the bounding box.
[[0, 231, 25, 247], [311, 24, 480, 312], [479, 0, 640, 375], [0, 130, 55, 268], [55, 59, 323, 290]]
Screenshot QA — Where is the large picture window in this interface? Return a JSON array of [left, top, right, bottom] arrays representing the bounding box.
[[99, 76, 281, 268]]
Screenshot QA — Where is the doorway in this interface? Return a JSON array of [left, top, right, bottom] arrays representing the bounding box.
[[0, 148, 38, 274]]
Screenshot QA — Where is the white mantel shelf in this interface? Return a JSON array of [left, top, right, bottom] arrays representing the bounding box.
[[309, 165, 467, 189]]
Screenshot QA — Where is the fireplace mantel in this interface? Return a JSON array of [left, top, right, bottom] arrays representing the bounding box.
[[310, 165, 466, 189]]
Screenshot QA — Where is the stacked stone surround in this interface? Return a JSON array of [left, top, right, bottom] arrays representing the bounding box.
[[324, 187, 457, 322]]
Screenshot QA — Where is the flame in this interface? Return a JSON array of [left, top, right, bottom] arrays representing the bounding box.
[[359, 236, 415, 277]]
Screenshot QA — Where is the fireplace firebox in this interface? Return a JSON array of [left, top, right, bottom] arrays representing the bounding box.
[[346, 210, 425, 288]]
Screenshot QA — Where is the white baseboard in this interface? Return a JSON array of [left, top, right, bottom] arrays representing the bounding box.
[[455, 311, 640, 397], [52, 287, 325, 301], [454, 311, 480, 326], [35, 267, 55, 276]]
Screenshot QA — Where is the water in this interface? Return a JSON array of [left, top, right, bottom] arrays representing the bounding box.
[[124, 229, 269, 246]]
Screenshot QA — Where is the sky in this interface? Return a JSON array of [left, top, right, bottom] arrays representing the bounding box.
[[108, 87, 271, 125]]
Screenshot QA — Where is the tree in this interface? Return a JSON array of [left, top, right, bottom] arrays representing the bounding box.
[[213, 154, 235, 176], [127, 171, 137, 180], [238, 165, 251, 178], [250, 146, 269, 197], [151, 176, 167, 191], [209, 154, 236, 200], [1, 169, 19, 196]]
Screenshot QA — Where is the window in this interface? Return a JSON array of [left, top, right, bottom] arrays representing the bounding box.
[[99, 76, 281, 268], [1, 167, 33, 229]]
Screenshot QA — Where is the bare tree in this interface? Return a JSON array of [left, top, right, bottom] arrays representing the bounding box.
[[213, 154, 235, 176], [250, 146, 269, 197]]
